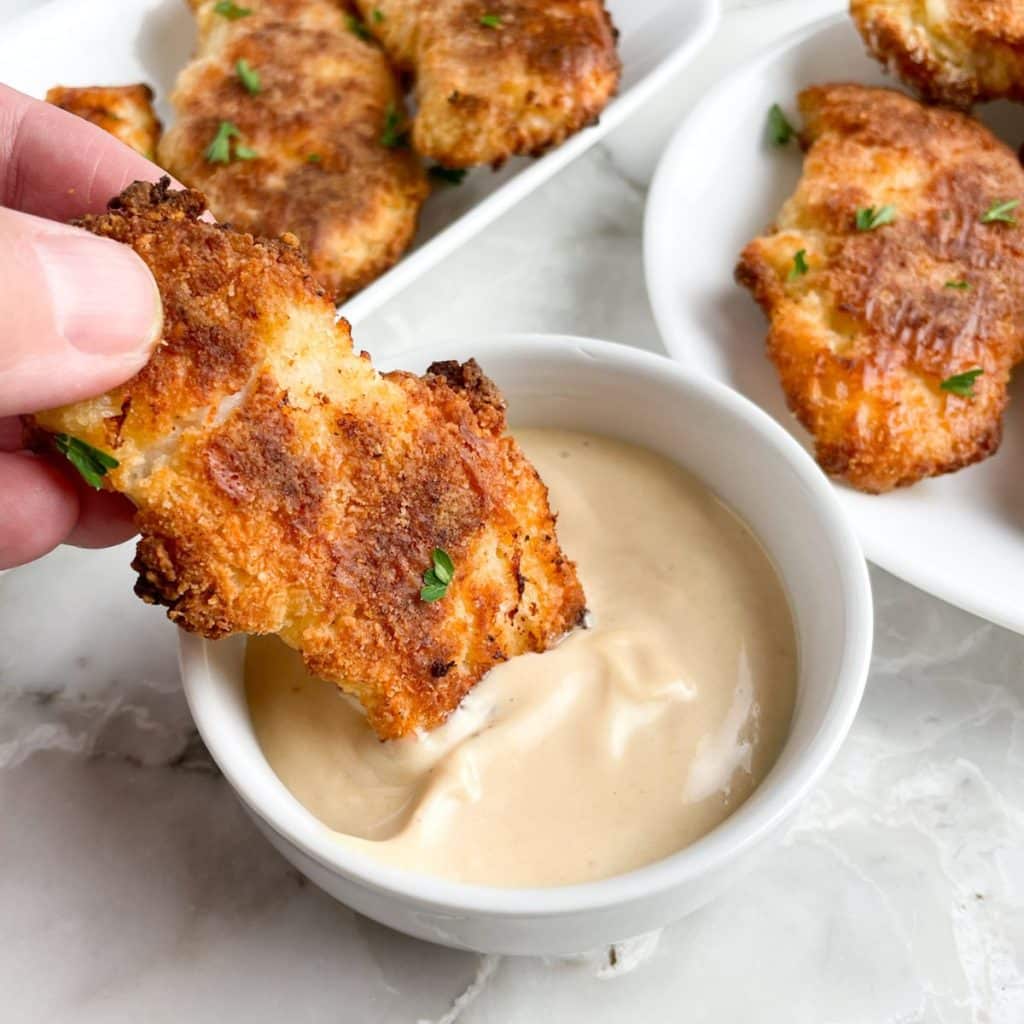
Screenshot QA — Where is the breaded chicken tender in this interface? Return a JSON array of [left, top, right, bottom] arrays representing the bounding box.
[[30, 179, 585, 739], [736, 85, 1024, 493], [353, 0, 620, 167], [159, 0, 428, 303], [852, 0, 1024, 107], [46, 84, 161, 160]]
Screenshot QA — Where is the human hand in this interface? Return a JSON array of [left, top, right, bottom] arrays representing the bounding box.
[[0, 83, 166, 570]]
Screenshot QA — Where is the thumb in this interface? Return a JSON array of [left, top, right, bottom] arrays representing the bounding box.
[[0, 205, 161, 417]]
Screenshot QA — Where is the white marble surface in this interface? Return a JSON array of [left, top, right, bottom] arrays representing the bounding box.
[[2, 0, 1023, 1020]]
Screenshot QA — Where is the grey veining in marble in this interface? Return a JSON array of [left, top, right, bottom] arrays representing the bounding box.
[[2, 0, 1022, 1021]]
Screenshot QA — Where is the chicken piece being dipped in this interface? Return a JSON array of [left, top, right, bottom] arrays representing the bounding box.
[[29, 179, 585, 739]]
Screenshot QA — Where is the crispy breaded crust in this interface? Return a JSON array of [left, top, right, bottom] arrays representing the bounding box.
[[158, 0, 428, 303], [45, 84, 162, 159], [851, 0, 1024, 107], [29, 179, 585, 739], [736, 84, 1024, 493], [354, 0, 620, 168]]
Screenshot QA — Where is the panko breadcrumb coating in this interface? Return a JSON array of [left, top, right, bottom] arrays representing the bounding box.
[[29, 179, 585, 739], [158, 0, 428, 303], [353, 0, 620, 167], [737, 84, 1024, 493], [851, 0, 1024, 107], [46, 84, 162, 160]]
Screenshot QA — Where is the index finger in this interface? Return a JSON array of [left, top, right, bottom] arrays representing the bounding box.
[[0, 82, 176, 220]]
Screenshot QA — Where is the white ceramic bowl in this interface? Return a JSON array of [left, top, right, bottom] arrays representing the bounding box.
[[179, 334, 873, 955]]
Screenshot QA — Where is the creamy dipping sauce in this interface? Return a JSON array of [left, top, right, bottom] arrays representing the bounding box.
[[246, 430, 797, 887]]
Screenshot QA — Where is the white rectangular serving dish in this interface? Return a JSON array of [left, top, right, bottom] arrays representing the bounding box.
[[0, 0, 719, 325]]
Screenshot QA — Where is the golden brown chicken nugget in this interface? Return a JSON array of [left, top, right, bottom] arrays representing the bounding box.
[[851, 0, 1024, 107], [159, 0, 428, 303], [29, 178, 585, 740], [737, 84, 1024, 493], [354, 0, 620, 167], [46, 84, 162, 160]]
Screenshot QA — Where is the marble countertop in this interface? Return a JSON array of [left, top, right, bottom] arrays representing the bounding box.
[[2, 0, 1022, 1020]]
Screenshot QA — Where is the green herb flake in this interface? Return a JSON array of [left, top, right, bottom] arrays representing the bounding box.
[[981, 198, 1020, 225], [204, 121, 258, 163], [235, 58, 262, 95], [380, 103, 408, 148], [214, 1, 251, 19], [788, 248, 809, 281], [855, 204, 897, 231], [306, 152, 322, 163], [479, 13, 503, 28], [767, 103, 795, 146], [347, 14, 372, 40], [420, 548, 455, 602], [428, 164, 467, 185], [53, 434, 118, 490], [204, 121, 238, 163], [372, 7, 384, 22], [944, 279, 971, 290], [940, 367, 983, 397]]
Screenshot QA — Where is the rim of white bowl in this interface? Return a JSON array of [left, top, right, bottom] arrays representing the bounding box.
[[181, 333, 873, 918]]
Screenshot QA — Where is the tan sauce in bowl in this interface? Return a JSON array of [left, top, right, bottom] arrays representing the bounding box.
[[246, 430, 797, 887]]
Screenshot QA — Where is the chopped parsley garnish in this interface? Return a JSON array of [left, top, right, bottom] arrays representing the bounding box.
[[428, 164, 467, 185], [204, 121, 258, 163], [981, 198, 1020, 225], [347, 14, 372, 40], [306, 152, 322, 163], [421, 548, 455, 602], [235, 59, 261, 95], [53, 434, 118, 490], [214, 1, 251, 19], [767, 103, 795, 146], [380, 103, 408, 148], [944, 279, 970, 290], [372, 7, 384, 22], [855, 204, 896, 231], [479, 13, 503, 28], [788, 248, 809, 280], [940, 368, 983, 397], [205, 121, 237, 163]]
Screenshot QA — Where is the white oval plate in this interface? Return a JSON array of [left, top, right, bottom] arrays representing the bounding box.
[[0, 0, 718, 327], [644, 14, 1024, 636]]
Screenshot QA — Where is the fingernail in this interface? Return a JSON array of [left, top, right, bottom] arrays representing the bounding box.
[[35, 230, 162, 358]]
